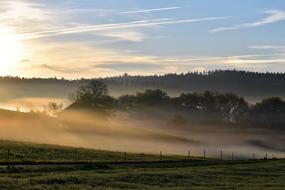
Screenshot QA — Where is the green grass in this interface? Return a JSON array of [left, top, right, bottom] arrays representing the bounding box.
[[0, 140, 188, 163], [0, 159, 284, 190], [0, 140, 284, 190]]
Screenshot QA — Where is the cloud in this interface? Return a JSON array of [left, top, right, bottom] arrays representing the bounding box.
[[118, 6, 181, 14], [59, 8, 116, 15], [51, 6, 180, 17], [18, 39, 285, 77], [15, 34, 285, 78], [249, 45, 285, 51], [95, 62, 162, 72], [18, 17, 225, 40], [149, 53, 285, 64], [226, 58, 285, 64], [39, 63, 120, 76], [0, 0, 53, 32], [40, 64, 86, 74], [210, 10, 285, 33], [101, 31, 146, 42]]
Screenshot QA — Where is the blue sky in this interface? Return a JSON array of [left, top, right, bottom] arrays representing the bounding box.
[[0, 0, 285, 77]]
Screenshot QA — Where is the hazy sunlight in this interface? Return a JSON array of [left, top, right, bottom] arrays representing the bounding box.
[[0, 28, 22, 74]]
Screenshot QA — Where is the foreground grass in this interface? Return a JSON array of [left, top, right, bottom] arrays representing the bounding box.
[[0, 160, 284, 190], [0, 140, 284, 190]]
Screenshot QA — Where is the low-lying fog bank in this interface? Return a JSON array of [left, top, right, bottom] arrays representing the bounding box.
[[0, 108, 283, 159]]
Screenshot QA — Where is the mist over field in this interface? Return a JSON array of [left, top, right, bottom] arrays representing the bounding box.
[[0, 106, 284, 159], [0, 71, 284, 159]]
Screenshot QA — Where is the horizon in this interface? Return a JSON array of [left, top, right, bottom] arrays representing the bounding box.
[[1, 69, 285, 80], [0, 0, 285, 78]]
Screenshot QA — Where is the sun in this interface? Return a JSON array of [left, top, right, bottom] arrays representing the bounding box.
[[0, 28, 23, 74]]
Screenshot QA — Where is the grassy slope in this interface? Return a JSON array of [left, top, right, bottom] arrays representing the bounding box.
[[0, 141, 283, 189], [0, 140, 187, 163]]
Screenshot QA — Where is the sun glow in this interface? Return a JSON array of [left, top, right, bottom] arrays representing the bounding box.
[[0, 28, 23, 75]]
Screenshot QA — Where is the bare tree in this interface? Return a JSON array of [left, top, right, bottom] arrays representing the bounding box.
[[76, 80, 108, 107], [47, 102, 64, 115]]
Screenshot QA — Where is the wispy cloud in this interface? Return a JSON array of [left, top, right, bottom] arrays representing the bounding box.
[[101, 31, 146, 42], [19, 38, 285, 77], [118, 6, 181, 14], [94, 53, 285, 75], [59, 8, 116, 14], [18, 17, 225, 40], [150, 53, 285, 64], [227, 58, 285, 64], [40, 64, 87, 74], [0, 0, 53, 32], [51, 6, 180, 17], [210, 10, 285, 33], [249, 45, 285, 51]]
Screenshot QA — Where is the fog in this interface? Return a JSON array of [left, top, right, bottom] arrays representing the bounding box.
[[0, 106, 284, 160], [0, 97, 69, 112]]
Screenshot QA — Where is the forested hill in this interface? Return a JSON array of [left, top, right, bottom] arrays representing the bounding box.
[[103, 70, 285, 98], [0, 70, 285, 102]]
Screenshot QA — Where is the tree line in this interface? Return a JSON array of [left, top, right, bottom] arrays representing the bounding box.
[[70, 80, 285, 129], [1, 70, 285, 94], [1, 70, 285, 101]]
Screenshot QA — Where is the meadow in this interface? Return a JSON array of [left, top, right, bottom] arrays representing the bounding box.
[[0, 140, 187, 163], [0, 140, 284, 190]]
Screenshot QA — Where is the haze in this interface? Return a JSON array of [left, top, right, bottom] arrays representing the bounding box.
[[0, 0, 284, 160]]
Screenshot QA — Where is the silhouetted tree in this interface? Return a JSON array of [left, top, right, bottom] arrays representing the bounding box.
[[70, 81, 116, 118], [202, 91, 217, 112], [253, 97, 285, 113], [217, 93, 248, 123], [75, 80, 108, 107], [136, 89, 169, 105], [118, 94, 137, 110], [174, 93, 201, 110]]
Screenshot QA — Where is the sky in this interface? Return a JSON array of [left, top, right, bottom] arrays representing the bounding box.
[[0, 0, 285, 78]]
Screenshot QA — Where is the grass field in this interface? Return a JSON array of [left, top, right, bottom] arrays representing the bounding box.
[[0, 140, 284, 190], [0, 140, 187, 163]]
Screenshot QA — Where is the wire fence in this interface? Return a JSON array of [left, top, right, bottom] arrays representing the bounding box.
[[0, 146, 284, 164]]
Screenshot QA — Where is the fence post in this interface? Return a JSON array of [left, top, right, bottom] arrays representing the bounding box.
[[124, 152, 127, 161], [75, 149, 78, 162], [204, 149, 206, 158], [160, 151, 162, 161], [220, 150, 223, 160], [188, 151, 191, 158], [265, 153, 268, 160], [7, 148, 10, 162]]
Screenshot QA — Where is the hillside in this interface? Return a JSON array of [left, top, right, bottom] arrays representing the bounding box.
[[0, 140, 186, 163]]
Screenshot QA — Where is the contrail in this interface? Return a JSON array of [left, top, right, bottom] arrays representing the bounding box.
[[18, 17, 225, 40], [118, 6, 181, 14]]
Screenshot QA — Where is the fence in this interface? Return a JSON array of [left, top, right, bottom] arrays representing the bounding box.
[[0, 146, 284, 164]]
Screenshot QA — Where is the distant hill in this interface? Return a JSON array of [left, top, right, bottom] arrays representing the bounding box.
[[103, 70, 285, 101], [0, 70, 285, 103]]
